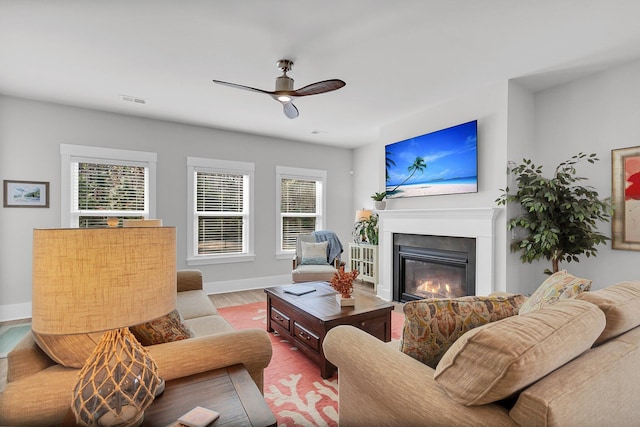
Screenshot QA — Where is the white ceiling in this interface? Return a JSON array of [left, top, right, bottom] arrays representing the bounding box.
[[2, 0, 640, 148]]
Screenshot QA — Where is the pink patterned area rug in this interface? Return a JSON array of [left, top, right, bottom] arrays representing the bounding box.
[[218, 301, 404, 427]]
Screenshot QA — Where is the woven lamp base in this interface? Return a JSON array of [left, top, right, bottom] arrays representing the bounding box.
[[72, 328, 159, 426]]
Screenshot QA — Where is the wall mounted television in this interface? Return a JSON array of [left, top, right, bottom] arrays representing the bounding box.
[[385, 120, 478, 198]]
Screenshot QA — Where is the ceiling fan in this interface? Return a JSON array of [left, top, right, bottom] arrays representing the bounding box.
[[213, 59, 346, 119]]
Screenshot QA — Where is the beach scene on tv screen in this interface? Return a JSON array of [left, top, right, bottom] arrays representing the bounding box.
[[385, 120, 478, 198]]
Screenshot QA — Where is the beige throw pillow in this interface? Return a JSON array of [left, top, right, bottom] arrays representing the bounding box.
[[577, 280, 640, 345], [32, 330, 103, 368], [300, 241, 329, 265], [434, 299, 605, 406]]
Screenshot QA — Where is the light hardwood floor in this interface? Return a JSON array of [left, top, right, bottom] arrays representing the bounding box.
[[0, 280, 402, 392]]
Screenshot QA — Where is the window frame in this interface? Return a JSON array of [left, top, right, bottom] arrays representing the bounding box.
[[187, 156, 255, 265], [275, 166, 326, 259], [60, 144, 157, 228]]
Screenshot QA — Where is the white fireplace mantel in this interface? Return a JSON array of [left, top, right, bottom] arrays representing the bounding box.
[[377, 208, 499, 301]]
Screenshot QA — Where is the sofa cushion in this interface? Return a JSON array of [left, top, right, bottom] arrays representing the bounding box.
[[177, 289, 219, 320], [400, 294, 527, 368], [300, 241, 329, 265], [518, 270, 591, 314], [32, 330, 103, 368], [577, 280, 640, 345], [434, 299, 605, 406], [184, 315, 235, 336], [130, 309, 195, 346]]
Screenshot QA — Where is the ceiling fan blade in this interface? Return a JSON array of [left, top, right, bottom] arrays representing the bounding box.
[[283, 102, 299, 119], [212, 80, 273, 95], [291, 79, 346, 97]]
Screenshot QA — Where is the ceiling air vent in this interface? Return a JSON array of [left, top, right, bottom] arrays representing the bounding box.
[[119, 94, 146, 105]]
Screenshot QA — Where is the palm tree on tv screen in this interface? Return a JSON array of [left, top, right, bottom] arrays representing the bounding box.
[[388, 156, 427, 195], [385, 150, 396, 183]]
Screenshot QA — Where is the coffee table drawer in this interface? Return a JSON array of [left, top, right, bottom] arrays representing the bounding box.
[[293, 322, 320, 352], [350, 316, 389, 341], [270, 306, 291, 332]]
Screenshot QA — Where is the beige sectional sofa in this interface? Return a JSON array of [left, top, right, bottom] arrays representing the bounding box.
[[324, 280, 640, 427], [0, 270, 272, 426]]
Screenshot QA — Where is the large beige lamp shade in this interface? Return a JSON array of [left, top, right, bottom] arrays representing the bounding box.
[[32, 227, 176, 426]]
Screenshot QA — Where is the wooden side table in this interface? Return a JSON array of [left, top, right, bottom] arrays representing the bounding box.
[[144, 365, 276, 427], [64, 364, 276, 427]]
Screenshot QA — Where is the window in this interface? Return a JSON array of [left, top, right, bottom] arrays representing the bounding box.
[[60, 145, 156, 228], [187, 157, 254, 265], [276, 166, 326, 258]]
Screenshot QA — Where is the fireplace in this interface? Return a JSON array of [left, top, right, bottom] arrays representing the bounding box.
[[393, 234, 476, 302], [377, 208, 499, 300]]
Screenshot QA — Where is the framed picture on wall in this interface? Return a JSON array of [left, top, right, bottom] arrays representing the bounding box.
[[612, 146, 640, 250], [3, 180, 50, 208]]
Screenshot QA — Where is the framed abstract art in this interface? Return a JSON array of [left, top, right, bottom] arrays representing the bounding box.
[[612, 146, 640, 250]]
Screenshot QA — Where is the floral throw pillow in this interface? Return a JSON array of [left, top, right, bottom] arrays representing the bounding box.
[[300, 241, 329, 265], [400, 294, 527, 368], [518, 270, 592, 315], [130, 309, 194, 346]]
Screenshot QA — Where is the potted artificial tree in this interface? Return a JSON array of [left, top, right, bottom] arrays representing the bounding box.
[[496, 152, 613, 274]]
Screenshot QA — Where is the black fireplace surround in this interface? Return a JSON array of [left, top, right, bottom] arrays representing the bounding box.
[[393, 233, 476, 302]]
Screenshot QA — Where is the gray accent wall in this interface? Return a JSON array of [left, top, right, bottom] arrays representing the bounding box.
[[0, 96, 354, 320]]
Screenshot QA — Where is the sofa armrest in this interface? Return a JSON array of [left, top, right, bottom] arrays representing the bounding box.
[[323, 325, 516, 427], [148, 328, 272, 393], [177, 269, 204, 292], [6, 331, 55, 383]]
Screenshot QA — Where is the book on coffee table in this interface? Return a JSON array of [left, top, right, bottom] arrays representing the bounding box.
[[283, 285, 316, 296]]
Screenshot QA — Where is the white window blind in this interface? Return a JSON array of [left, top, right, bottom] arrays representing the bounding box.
[[281, 178, 319, 250], [187, 157, 255, 265], [276, 166, 326, 255], [74, 161, 148, 228], [196, 171, 244, 254], [61, 145, 156, 228]]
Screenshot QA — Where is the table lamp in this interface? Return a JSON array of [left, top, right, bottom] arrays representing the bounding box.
[[355, 209, 372, 223], [32, 227, 176, 426]]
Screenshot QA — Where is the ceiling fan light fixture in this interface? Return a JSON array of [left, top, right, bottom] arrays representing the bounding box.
[[212, 58, 345, 119]]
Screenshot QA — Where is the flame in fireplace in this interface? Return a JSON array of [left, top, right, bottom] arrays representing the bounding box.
[[416, 280, 456, 299]]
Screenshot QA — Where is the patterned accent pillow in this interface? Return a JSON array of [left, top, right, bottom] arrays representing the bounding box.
[[518, 270, 592, 315], [400, 294, 527, 368], [130, 309, 194, 346], [300, 241, 329, 265]]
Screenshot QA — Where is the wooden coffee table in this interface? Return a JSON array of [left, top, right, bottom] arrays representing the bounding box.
[[144, 365, 276, 427], [264, 281, 394, 378]]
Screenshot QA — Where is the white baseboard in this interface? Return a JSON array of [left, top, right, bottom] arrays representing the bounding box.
[[204, 274, 292, 295], [0, 274, 293, 323], [0, 302, 32, 323]]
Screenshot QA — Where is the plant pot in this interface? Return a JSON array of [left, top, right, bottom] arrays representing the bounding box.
[[375, 200, 386, 210], [336, 294, 355, 306]]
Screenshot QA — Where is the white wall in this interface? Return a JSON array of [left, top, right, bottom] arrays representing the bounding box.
[[529, 58, 640, 289], [353, 81, 512, 293], [353, 58, 640, 296], [0, 96, 354, 321], [505, 81, 539, 295]]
